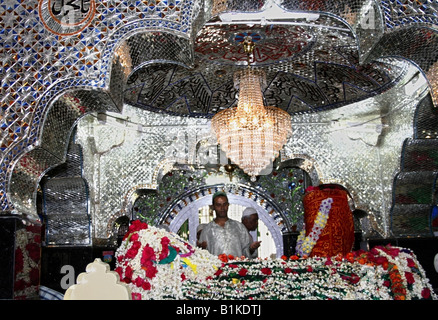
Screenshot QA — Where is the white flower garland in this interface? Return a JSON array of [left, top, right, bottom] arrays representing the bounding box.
[[115, 224, 221, 300], [181, 249, 436, 300], [296, 197, 333, 256], [183, 256, 392, 300], [115, 221, 436, 300], [375, 247, 437, 300]]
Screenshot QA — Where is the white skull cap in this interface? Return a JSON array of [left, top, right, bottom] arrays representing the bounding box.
[[242, 207, 257, 218]]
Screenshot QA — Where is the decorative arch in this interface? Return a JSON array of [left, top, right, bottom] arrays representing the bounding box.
[[278, 154, 322, 186], [4, 21, 201, 217], [8, 87, 121, 219], [158, 183, 292, 258]]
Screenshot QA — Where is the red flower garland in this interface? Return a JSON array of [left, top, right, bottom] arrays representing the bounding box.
[[123, 220, 148, 241], [158, 237, 170, 261], [212, 244, 433, 300], [261, 267, 272, 276], [238, 268, 248, 276], [141, 244, 158, 280]]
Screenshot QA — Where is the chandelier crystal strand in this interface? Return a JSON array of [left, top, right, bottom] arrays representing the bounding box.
[[211, 66, 292, 181]]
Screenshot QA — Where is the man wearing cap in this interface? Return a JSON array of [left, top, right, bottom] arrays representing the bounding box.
[[241, 207, 262, 259], [198, 191, 253, 258]]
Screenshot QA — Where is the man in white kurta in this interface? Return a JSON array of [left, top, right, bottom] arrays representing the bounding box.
[[199, 191, 252, 258], [241, 207, 262, 259]]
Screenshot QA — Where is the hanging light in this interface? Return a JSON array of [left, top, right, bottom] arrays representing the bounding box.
[[211, 36, 292, 181]]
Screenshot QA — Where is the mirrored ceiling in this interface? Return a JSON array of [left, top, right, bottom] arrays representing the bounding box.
[[122, 2, 416, 118]]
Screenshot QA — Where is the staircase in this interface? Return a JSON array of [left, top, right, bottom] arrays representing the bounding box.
[[390, 93, 438, 237], [41, 132, 91, 246]]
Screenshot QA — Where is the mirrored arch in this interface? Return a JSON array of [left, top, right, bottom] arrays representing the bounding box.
[[156, 183, 293, 258]]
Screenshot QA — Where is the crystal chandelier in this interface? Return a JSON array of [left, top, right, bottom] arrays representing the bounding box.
[[211, 37, 292, 181]]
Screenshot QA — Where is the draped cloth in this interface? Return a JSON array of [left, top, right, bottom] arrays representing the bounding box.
[[199, 219, 252, 258], [303, 187, 355, 257]]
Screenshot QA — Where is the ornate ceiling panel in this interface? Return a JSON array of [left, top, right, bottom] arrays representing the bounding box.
[[124, 11, 409, 117]]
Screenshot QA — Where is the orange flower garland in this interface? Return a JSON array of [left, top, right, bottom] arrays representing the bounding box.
[[185, 244, 435, 300]]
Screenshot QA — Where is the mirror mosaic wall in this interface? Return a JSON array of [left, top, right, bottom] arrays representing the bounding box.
[[2, 0, 438, 249]]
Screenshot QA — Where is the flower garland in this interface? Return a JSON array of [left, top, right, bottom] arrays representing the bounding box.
[[182, 245, 436, 300], [115, 220, 436, 300], [372, 246, 433, 300], [183, 256, 386, 300], [115, 220, 221, 300], [295, 197, 333, 256]]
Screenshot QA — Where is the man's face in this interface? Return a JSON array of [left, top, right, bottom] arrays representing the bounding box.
[[213, 196, 229, 218], [244, 214, 259, 231]]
